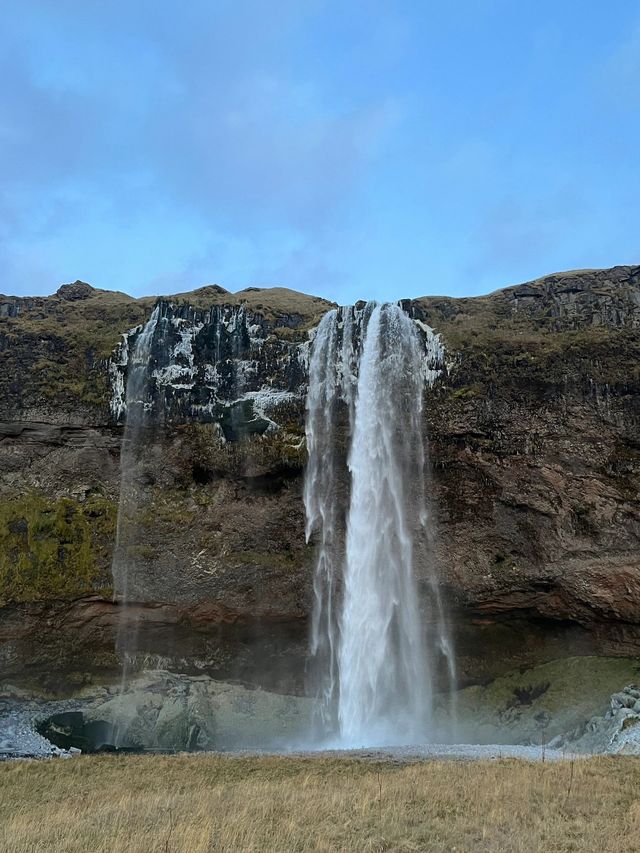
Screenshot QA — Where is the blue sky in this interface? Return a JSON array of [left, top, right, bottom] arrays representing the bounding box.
[[1, 1, 639, 303]]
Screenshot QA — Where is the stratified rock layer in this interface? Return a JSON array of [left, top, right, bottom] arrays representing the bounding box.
[[1, 266, 639, 692]]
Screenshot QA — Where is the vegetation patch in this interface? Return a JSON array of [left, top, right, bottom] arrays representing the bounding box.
[[0, 754, 639, 852], [0, 493, 116, 604], [0, 288, 152, 416], [180, 422, 306, 480]]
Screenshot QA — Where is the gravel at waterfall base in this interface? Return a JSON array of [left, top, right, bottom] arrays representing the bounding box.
[[0, 696, 580, 763], [0, 699, 87, 760], [0, 700, 570, 763], [272, 743, 572, 761]]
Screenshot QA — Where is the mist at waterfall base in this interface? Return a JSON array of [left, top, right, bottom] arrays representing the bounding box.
[[109, 301, 456, 751], [110, 307, 160, 743], [305, 303, 456, 749]]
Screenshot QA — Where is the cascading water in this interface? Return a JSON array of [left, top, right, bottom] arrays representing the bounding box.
[[304, 309, 341, 733], [112, 306, 160, 696], [339, 304, 429, 745], [305, 302, 455, 747]]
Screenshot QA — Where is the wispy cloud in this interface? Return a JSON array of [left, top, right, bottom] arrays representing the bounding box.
[[0, 0, 405, 295]]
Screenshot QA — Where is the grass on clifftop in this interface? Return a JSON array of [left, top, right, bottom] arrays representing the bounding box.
[[1, 754, 639, 852], [0, 284, 332, 415], [169, 284, 334, 327]]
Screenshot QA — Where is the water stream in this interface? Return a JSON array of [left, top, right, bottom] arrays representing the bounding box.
[[112, 306, 160, 705], [305, 302, 455, 747], [109, 300, 454, 749]]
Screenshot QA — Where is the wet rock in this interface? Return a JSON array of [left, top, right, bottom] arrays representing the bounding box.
[[81, 671, 313, 751], [562, 683, 640, 755], [611, 691, 638, 710]]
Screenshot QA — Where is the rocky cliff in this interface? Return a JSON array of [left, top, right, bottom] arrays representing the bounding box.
[[1, 266, 639, 694]]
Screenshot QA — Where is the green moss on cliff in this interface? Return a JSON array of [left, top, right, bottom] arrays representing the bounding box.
[[0, 289, 152, 416], [136, 497, 197, 530], [182, 422, 306, 479], [0, 493, 116, 604], [225, 549, 301, 571]]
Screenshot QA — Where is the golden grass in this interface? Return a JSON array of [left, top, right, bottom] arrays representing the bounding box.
[[1, 754, 640, 852]]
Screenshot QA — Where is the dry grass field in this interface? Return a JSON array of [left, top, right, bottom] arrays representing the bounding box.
[[1, 753, 639, 852]]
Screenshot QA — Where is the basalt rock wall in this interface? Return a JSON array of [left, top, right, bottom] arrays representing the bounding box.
[[1, 267, 639, 693]]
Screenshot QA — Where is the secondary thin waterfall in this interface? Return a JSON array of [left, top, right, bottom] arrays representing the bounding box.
[[112, 306, 160, 693], [305, 302, 455, 746], [304, 310, 340, 731], [304, 303, 370, 735]]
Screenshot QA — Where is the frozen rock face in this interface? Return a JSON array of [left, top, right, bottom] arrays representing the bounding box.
[[108, 301, 310, 435], [108, 298, 446, 436]]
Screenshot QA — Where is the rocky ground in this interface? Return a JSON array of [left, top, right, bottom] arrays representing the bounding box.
[[0, 696, 84, 759], [0, 701, 572, 762], [551, 683, 640, 754], [2, 656, 639, 760]]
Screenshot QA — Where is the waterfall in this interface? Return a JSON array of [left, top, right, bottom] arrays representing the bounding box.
[[339, 304, 429, 745], [304, 309, 341, 732], [305, 302, 455, 747], [112, 306, 160, 696]]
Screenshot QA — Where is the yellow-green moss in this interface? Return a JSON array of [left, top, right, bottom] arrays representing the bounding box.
[[0, 493, 117, 604], [445, 656, 640, 744], [135, 496, 197, 529], [450, 385, 482, 400], [181, 423, 306, 479]]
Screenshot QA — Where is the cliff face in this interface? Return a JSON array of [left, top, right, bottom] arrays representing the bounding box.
[[1, 267, 639, 693], [416, 267, 640, 676]]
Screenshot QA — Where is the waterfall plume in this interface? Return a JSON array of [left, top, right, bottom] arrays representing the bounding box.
[[305, 302, 455, 747]]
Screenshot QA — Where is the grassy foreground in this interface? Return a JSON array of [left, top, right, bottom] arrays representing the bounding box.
[[1, 754, 639, 852]]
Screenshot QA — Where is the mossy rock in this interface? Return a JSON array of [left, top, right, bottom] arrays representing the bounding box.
[[442, 656, 640, 745], [225, 549, 304, 572], [180, 422, 306, 480], [0, 492, 116, 604]]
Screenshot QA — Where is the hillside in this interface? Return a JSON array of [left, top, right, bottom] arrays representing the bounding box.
[[0, 265, 639, 694]]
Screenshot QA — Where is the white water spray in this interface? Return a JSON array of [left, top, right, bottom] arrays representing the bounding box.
[[339, 304, 429, 745], [305, 302, 455, 747]]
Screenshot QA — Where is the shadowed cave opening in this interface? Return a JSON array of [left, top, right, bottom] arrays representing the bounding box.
[[36, 712, 141, 754]]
